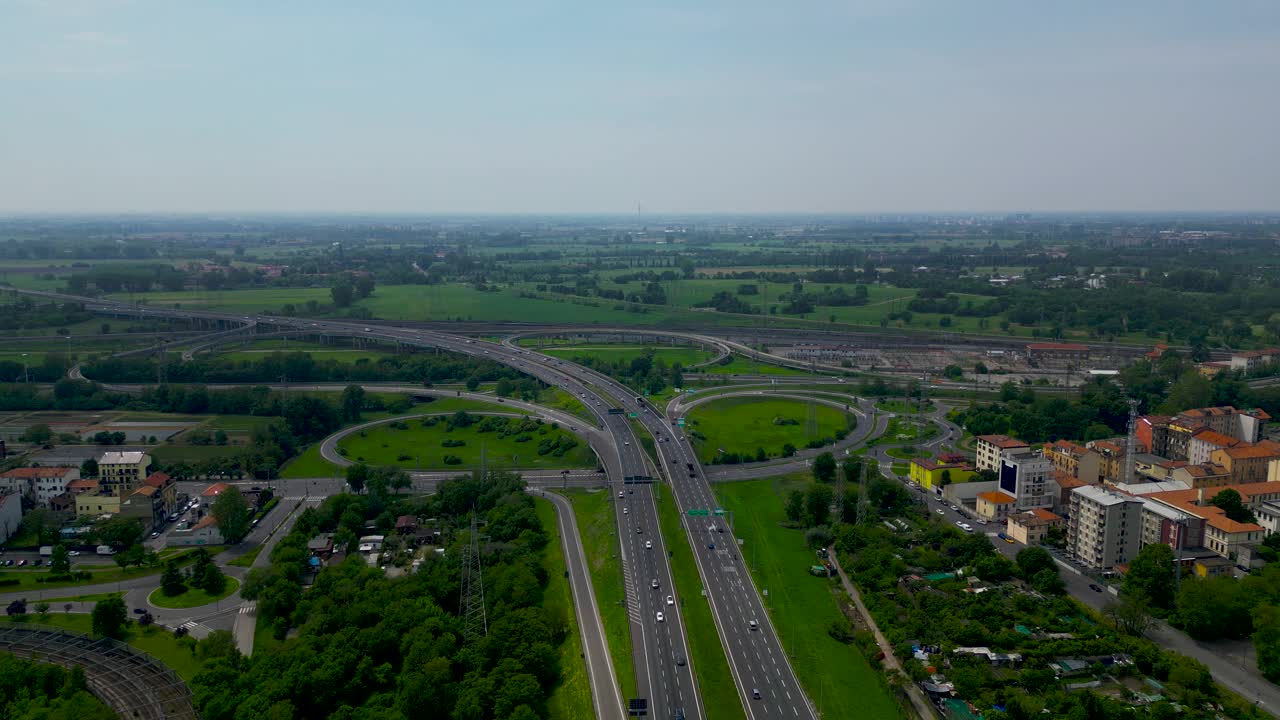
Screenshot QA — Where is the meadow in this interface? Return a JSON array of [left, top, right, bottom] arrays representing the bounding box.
[[685, 396, 851, 463]]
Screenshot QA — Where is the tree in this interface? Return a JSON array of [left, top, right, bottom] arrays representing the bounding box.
[[781, 443, 797, 458], [97, 517, 144, 549], [35, 601, 50, 619], [1210, 488, 1256, 523], [341, 384, 366, 422], [49, 543, 70, 575], [1106, 593, 1156, 637], [812, 452, 836, 483], [331, 283, 354, 307], [1159, 371, 1213, 415], [346, 462, 370, 494], [91, 595, 128, 639], [784, 490, 805, 524], [161, 561, 187, 596], [1015, 546, 1056, 579], [1124, 543, 1176, 610], [805, 484, 834, 526], [20, 423, 53, 444], [197, 562, 227, 594], [1255, 603, 1280, 682], [79, 457, 99, 478], [211, 486, 252, 544], [1178, 576, 1254, 640], [841, 458, 862, 486]]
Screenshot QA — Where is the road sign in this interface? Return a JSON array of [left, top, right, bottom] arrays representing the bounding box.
[[687, 509, 709, 517], [629, 412, 638, 418], [676, 418, 686, 426], [714, 508, 725, 516], [686, 389, 696, 394]]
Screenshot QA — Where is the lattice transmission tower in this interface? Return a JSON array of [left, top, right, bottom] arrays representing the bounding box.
[[460, 512, 488, 644]]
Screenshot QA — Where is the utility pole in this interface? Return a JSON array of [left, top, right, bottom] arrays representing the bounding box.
[[460, 511, 488, 644]]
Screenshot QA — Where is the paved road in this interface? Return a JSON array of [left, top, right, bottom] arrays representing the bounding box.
[[536, 488, 626, 720]]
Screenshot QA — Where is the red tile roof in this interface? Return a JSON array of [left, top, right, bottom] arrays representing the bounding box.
[[977, 491, 1017, 505], [1, 467, 78, 479], [201, 482, 231, 497], [978, 434, 1028, 449], [144, 471, 172, 487], [1029, 508, 1062, 521], [1190, 429, 1242, 449]]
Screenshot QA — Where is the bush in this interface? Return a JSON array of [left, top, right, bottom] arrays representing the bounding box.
[[442, 455, 463, 465]]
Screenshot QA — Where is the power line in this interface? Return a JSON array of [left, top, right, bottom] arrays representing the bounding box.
[[460, 511, 488, 644]]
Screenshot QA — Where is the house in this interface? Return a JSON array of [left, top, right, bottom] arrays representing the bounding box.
[[75, 491, 122, 517], [201, 482, 232, 504], [395, 515, 419, 534], [0, 492, 22, 545], [1194, 556, 1236, 578], [0, 466, 80, 506], [1143, 485, 1275, 560], [167, 514, 224, 547], [97, 451, 151, 497], [307, 533, 335, 558], [119, 486, 158, 531], [143, 471, 178, 518], [975, 435, 1029, 473], [976, 491, 1017, 522], [1042, 440, 1102, 483], [1006, 508, 1065, 545], [1087, 438, 1146, 483], [1178, 406, 1270, 444], [1230, 349, 1280, 373], [1211, 443, 1280, 485]]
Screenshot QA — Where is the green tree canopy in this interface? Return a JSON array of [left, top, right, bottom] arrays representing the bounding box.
[[211, 486, 252, 544], [91, 595, 128, 639], [1124, 543, 1176, 610]]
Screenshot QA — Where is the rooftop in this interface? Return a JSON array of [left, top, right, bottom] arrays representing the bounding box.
[[1072, 485, 1143, 507], [0, 466, 78, 479], [98, 451, 148, 465], [1190, 428, 1241, 448], [977, 491, 1017, 505], [201, 482, 231, 497], [143, 471, 172, 487], [977, 434, 1028, 449]]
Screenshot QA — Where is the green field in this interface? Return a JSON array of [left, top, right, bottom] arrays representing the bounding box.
[[535, 497, 593, 720], [336, 414, 595, 471], [685, 397, 851, 463], [148, 577, 240, 609], [279, 443, 341, 478], [696, 355, 812, 377], [540, 344, 716, 368], [654, 488, 745, 720], [717, 476, 901, 719], [559, 489, 636, 700], [867, 416, 939, 447], [874, 399, 935, 414], [7, 613, 206, 681]]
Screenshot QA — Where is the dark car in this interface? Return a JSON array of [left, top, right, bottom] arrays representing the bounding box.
[[133, 608, 147, 614], [1089, 583, 1103, 592]]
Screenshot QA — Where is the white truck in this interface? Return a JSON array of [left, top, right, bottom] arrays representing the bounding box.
[[95, 545, 115, 556], [39, 546, 53, 557]]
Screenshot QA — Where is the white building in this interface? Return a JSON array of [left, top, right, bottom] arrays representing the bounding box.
[[1068, 485, 1144, 570], [0, 466, 79, 506], [0, 492, 21, 545], [998, 448, 1058, 512], [975, 435, 1029, 473]]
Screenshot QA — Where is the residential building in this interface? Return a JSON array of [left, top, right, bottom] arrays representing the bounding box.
[[1144, 484, 1275, 560], [976, 491, 1018, 522], [1087, 438, 1146, 483], [167, 515, 223, 547], [201, 482, 232, 505], [1171, 462, 1232, 489], [1006, 509, 1065, 545], [1212, 443, 1280, 485], [1139, 498, 1205, 552], [143, 472, 178, 519], [1026, 342, 1090, 369], [1164, 417, 1203, 461], [1068, 485, 1144, 570], [1230, 349, 1280, 373], [0, 466, 79, 506], [1187, 429, 1242, 465], [998, 448, 1058, 511], [0, 492, 21, 545], [909, 454, 978, 491], [75, 491, 122, 517], [975, 435, 1029, 473], [97, 451, 151, 497], [1178, 406, 1270, 444], [1136, 416, 1172, 459], [1054, 473, 1089, 514], [119, 486, 158, 531], [1042, 440, 1102, 483], [1254, 500, 1280, 536]]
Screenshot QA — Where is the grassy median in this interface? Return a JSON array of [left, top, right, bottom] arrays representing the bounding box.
[[559, 488, 637, 700], [717, 476, 902, 719], [653, 489, 746, 720], [535, 498, 594, 720]]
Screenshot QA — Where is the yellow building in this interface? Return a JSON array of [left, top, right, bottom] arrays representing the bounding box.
[[908, 455, 978, 491], [76, 492, 122, 517], [97, 451, 152, 497], [976, 491, 1018, 522]]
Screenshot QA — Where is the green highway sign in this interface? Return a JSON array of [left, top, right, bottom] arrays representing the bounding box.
[[714, 509, 725, 516], [629, 412, 638, 418], [686, 389, 696, 394], [676, 418, 686, 426], [687, 509, 709, 517]]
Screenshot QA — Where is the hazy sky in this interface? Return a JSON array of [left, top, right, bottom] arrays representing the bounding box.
[[2, 1, 1277, 214]]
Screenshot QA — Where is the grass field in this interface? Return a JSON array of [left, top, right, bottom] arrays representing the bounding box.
[[540, 386, 595, 424], [717, 476, 901, 719], [686, 397, 851, 463], [653, 488, 745, 720], [559, 489, 636, 701], [147, 577, 240, 609], [874, 399, 935, 414], [227, 546, 263, 568], [885, 447, 926, 460], [696, 355, 812, 376], [541, 344, 716, 368], [866, 416, 939, 447], [535, 497, 593, 720], [279, 443, 341, 478], [337, 414, 595, 470], [7, 613, 206, 681]]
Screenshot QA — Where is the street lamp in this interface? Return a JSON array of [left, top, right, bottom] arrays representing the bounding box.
[[21, 353, 29, 383]]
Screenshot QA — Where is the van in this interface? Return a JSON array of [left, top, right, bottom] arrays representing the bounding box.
[[39, 546, 53, 557], [96, 545, 115, 556]]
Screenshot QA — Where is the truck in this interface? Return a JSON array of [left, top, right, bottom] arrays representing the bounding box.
[[95, 545, 115, 556], [39, 545, 53, 557]]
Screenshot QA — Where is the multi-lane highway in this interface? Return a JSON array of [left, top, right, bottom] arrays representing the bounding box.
[[16, 289, 816, 719]]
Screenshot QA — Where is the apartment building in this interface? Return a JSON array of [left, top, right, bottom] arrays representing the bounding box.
[[0, 466, 79, 506], [0, 492, 21, 545], [976, 434, 1029, 473], [98, 451, 151, 497], [1043, 440, 1102, 483], [908, 454, 978, 491], [1178, 406, 1269, 444], [1230, 349, 1280, 373], [1187, 429, 1242, 465], [976, 491, 1018, 522], [1170, 462, 1232, 489], [998, 448, 1058, 511], [1068, 485, 1144, 570], [1212, 443, 1280, 485], [1006, 508, 1065, 545]]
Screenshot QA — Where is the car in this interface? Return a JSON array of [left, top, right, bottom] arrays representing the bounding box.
[[133, 608, 147, 614], [651, 579, 659, 589], [752, 689, 762, 700], [666, 595, 674, 606], [645, 540, 652, 549], [623, 507, 629, 515], [950, 505, 960, 511], [636, 526, 643, 533], [676, 656, 686, 666], [33, 559, 42, 566], [624, 441, 629, 446], [2, 560, 11, 567], [707, 543, 716, 550], [363, 327, 371, 332], [656, 612, 665, 623], [618, 491, 625, 498], [936, 509, 945, 516], [1089, 583, 1104, 593], [67, 550, 80, 556], [1003, 536, 1015, 544], [955, 520, 966, 528], [749, 620, 759, 631], [150, 531, 160, 538]]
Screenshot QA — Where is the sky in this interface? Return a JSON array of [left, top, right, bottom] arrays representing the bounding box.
[[1, 1, 1277, 214]]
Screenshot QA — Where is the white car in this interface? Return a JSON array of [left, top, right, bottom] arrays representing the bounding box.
[[618, 491, 625, 498], [666, 595, 674, 606], [645, 540, 652, 549], [656, 612, 665, 623], [623, 508, 629, 515], [651, 579, 659, 589]]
